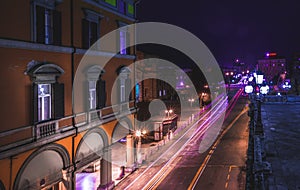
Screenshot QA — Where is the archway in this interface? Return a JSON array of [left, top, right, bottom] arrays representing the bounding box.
[[13, 144, 70, 190], [75, 128, 109, 190]]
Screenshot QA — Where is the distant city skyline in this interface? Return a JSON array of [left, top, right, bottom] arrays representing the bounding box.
[[136, 1, 300, 68]]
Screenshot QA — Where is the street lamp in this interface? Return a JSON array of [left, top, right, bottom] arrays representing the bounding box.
[[165, 109, 173, 118], [188, 98, 195, 107]]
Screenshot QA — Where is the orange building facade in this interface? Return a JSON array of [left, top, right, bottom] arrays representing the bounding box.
[[0, 0, 139, 189]]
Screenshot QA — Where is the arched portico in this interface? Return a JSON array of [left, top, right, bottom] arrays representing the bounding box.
[[75, 128, 112, 190], [13, 144, 71, 190]]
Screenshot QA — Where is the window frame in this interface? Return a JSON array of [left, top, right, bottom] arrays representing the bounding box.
[[117, 66, 131, 103], [82, 9, 103, 49], [25, 61, 65, 123], [31, 0, 62, 45], [117, 21, 130, 55], [86, 65, 106, 111], [38, 83, 52, 121]]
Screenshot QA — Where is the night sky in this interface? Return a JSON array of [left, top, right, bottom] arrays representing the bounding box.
[[136, 1, 300, 69]]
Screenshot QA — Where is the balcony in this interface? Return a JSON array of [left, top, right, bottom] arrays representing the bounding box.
[[0, 101, 136, 159]]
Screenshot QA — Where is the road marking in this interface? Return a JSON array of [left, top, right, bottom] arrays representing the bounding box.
[[151, 156, 183, 189], [188, 106, 248, 190], [225, 165, 238, 189]]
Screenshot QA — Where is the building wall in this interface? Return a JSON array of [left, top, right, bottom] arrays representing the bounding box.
[[0, 0, 138, 189]]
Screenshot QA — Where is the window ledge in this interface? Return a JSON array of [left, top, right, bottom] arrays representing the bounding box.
[[76, 48, 136, 59], [0, 38, 74, 54]]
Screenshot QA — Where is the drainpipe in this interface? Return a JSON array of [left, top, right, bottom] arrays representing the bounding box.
[[133, 0, 141, 110], [70, 0, 78, 189], [133, 0, 141, 169]]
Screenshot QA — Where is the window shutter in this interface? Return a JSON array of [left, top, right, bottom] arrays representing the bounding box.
[[84, 81, 90, 111], [126, 31, 130, 54], [32, 83, 38, 123], [36, 6, 45, 43], [117, 79, 121, 103], [125, 78, 132, 101], [52, 10, 62, 45], [82, 19, 89, 49], [97, 79, 106, 109], [54, 83, 65, 119], [90, 21, 98, 46]]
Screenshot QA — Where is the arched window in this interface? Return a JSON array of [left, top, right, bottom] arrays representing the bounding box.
[[25, 60, 64, 123]]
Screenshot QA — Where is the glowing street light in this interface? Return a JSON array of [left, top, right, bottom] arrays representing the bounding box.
[[165, 109, 173, 118], [188, 98, 195, 107]]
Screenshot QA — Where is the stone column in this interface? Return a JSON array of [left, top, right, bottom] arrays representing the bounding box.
[[98, 148, 114, 190], [126, 134, 134, 170]]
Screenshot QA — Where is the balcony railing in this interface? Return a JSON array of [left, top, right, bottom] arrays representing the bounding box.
[[0, 101, 136, 157], [35, 120, 58, 139]]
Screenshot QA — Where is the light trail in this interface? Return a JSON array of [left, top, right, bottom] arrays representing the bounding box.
[[124, 96, 228, 190], [188, 94, 247, 190]]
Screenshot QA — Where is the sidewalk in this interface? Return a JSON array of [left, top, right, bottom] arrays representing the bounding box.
[[261, 103, 300, 189], [246, 95, 300, 190], [114, 107, 202, 189]]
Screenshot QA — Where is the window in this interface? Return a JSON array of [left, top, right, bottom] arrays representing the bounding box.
[[32, 1, 62, 45], [118, 0, 126, 14], [86, 65, 106, 110], [89, 81, 97, 110], [117, 66, 131, 103], [82, 9, 103, 49], [127, 4, 134, 15], [118, 21, 130, 55], [119, 29, 127, 54], [38, 84, 52, 121], [104, 0, 117, 7], [25, 61, 65, 123]]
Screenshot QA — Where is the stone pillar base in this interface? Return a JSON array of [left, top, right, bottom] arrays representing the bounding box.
[[125, 163, 137, 173], [97, 181, 115, 190]]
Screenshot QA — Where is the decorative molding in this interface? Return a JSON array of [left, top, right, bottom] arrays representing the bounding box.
[[0, 38, 74, 54], [83, 8, 104, 23], [25, 61, 65, 83]]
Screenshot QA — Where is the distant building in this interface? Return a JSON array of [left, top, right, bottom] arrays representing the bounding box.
[[256, 52, 287, 84], [291, 53, 300, 94]]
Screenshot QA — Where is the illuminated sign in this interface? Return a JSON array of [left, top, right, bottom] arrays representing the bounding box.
[[256, 74, 264, 84], [266, 52, 277, 57]]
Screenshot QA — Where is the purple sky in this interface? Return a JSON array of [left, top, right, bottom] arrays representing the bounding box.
[[136, 1, 300, 68]]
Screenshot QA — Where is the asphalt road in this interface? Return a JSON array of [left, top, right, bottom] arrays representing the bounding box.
[[114, 88, 247, 190], [155, 95, 249, 190]]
